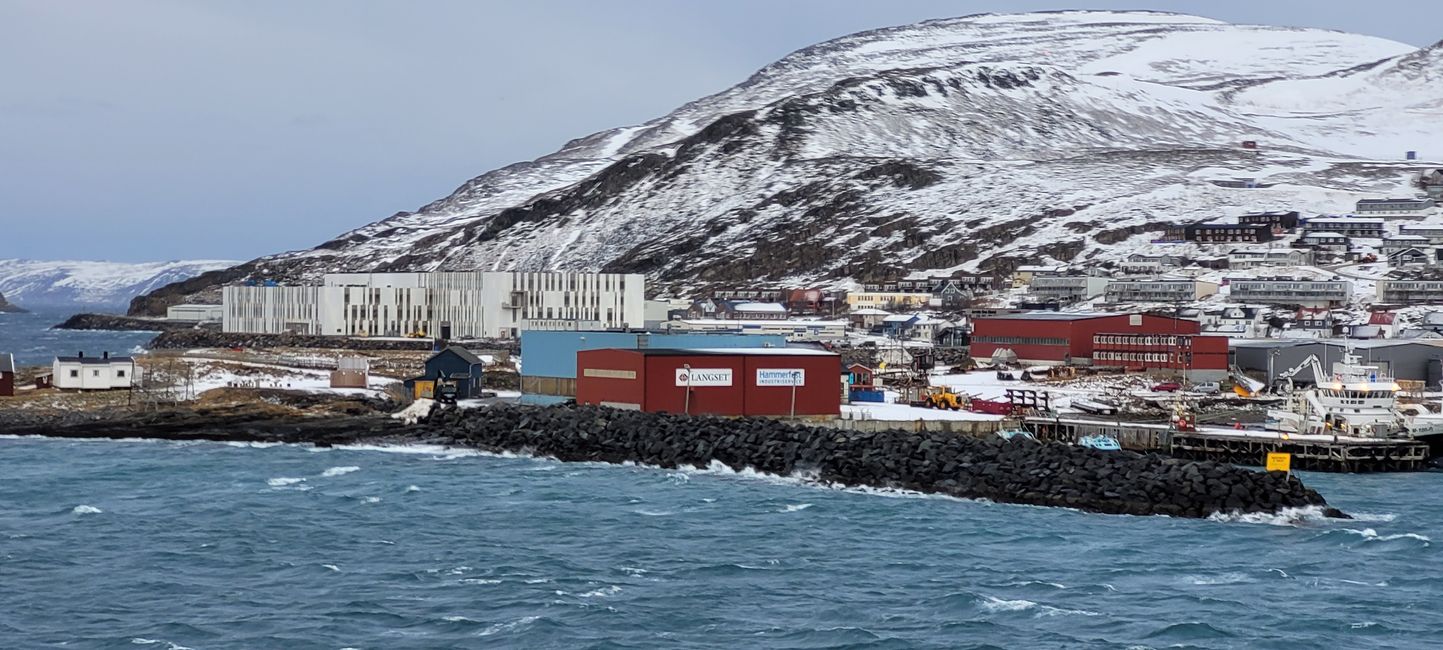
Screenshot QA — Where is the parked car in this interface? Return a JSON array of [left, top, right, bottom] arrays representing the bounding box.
[[1192, 382, 1221, 394], [1152, 382, 1182, 392]]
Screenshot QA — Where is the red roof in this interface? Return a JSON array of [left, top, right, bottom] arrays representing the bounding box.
[[1368, 312, 1396, 325]]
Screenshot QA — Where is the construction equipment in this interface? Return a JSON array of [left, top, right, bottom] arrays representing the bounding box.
[[920, 386, 965, 410]]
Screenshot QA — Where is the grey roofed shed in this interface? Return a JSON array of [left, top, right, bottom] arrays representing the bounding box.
[[1231, 339, 1443, 388]]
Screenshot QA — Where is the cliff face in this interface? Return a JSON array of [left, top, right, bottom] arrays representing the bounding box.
[[128, 11, 1442, 312], [0, 291, 27, 313]]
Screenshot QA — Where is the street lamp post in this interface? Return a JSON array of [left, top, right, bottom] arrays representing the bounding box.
[[683, 363, 692, 415], [789, 370, 801, 418]]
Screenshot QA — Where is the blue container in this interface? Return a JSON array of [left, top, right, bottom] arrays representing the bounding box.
[[849, 389, 886, 403]]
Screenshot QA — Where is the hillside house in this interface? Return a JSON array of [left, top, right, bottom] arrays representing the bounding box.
[[845, 291, 931, 311], [1009, 265, 1065, 289], [52, 352, 140, 390], [1238, 211, 1300, 230], [712, 288, 786, 303], [1229, 279, 1352, 308], [848, 307, 891, 331], [1381, 236, 1433, 267], [1027, 276, 1110, 304], [784, 288, 835, 315], [1104, 279, 1219, 304], [1304, 216, 1385, 238], [1355, 197, 1435, 218], [1, 352, 14, 397], [1399, 225, 1443, 245], [1122, 253, 1184, 274], [1291, 308, 1341, 338], [881, 314, 941, 340], [1194, 306, 1267, 337], [1297, 232, 1351, 253], [1228, 248, 1313, 269], [1185, 223, 1273, 244], [1377, 280, 1443, 304]]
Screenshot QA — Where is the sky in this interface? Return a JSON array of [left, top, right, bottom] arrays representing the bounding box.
[[1, 0, 1436, 264]]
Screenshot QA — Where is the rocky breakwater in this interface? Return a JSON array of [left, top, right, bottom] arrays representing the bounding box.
[[412, 405, 1343, 519], [54, 313, 197, 332], [148, 329, 436, 351], [0, 290, 26, 313]]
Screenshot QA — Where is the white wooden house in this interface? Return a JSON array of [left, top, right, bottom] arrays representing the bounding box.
[[53, 352, 141, 390]]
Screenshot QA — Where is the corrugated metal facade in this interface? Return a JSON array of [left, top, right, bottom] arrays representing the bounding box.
[[971, 314, 1202, 365], [576, 349, 841, 416], [520, 331, 789, 403]]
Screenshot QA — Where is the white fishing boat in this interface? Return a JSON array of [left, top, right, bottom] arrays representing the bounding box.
[[1266, 350, 1409, 437]]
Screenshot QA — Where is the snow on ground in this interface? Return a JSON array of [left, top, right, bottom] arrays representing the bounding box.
[[841, 401, 1002, 422], [179, 357, 399, 399], [0, 258, 238, 307]]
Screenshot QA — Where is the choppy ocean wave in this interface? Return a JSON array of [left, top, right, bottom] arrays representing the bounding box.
[[4, 436, 1442, 648]]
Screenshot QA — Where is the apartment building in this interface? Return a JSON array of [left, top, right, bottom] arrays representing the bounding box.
[[223, 271, 644, 339], [1104, 279, 1219, 304], [1228, 279, 1352, 307]]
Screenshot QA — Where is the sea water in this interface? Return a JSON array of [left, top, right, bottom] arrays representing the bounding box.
[[2, 436, 1440, 648], [0, 309, 158, 366]]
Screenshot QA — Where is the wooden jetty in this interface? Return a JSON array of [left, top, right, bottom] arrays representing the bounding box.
[[1021, 415, 1431, 472]]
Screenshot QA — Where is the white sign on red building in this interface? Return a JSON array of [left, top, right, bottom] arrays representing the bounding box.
[[755, 369, 805, 386], [675, 368, 733, 387]]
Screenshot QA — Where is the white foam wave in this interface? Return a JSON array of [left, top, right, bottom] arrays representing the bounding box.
[[1206, 505, 1330, 527], [479, 615, 539, 637], [442, 615, 478, 623], [978, 595, 1098, 617], [633, 509, 675, 517], [322, 564, 341, 572], [363, 496, 381, 504], [556, 585, 622, 599], [221, 441, 285, 449], [72, 505, 103, 515], [524, 578, 551, 584], [404, 485, 421, 492], [130, 639, 194, 650], [781, 503, 814, 512], [459, 578, 502, 585], [1338, 528, 1431, 544], [1349, 512, 1399, 523], [321, 465, 360, 477], [267, 477, 306, 487], [1188, 573, 1250, 585]]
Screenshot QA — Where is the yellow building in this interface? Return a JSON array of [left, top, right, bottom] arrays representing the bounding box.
[[845, 292, 932, 310]]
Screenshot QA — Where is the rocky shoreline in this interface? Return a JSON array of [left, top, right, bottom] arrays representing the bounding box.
[[0, 291, 26, 313], [2, 397, 1342, 520], [52, 312, 198, 332], [148, 329, 440, 350]]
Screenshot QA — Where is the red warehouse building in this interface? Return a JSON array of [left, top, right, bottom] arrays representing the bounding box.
[[576, 348, 841, 417], [1091, 333, 1229, 381], [970, 312, 1202, 365]]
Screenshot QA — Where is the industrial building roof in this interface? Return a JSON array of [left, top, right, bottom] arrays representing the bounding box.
[[1230, 339, 1443, 350], [978, 311, 1118, 321], [621, 347, 838, 357]]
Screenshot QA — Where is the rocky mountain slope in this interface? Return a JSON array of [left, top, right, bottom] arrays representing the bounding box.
[[0, 290, 25, 313], [0, 259, 238, 309], [132, 10, 1443, 314]]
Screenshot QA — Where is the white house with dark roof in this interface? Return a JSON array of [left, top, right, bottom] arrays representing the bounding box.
[[1355, 197, 1435, 218], [53, 351, 141, 390]]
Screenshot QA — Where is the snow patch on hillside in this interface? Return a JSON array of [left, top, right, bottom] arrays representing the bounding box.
[[0, 259, 238, 308]]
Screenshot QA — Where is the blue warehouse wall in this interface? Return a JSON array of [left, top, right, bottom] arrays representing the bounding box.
[[520, 331, 790, 380]]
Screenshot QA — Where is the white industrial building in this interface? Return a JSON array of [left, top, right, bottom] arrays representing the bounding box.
[[166, 304, 225, 323], [223, 271, 645, 339], [53, 352, 141, 390]]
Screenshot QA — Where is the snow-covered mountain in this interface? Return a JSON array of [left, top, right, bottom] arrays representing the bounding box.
[[0, 259, 239, 309], [133, 10, 1443, 313]]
